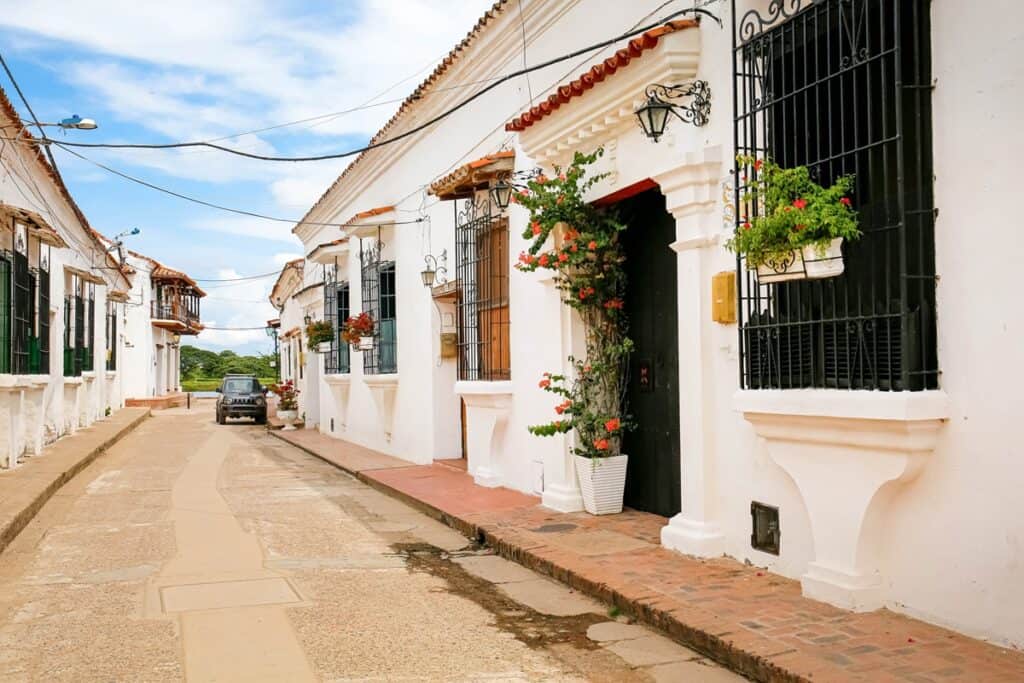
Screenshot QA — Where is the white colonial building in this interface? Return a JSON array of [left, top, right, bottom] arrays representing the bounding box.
[[273, 0, 1024, 649], [0, 84, 202, 465]]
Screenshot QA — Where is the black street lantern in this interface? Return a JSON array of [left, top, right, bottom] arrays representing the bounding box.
[[635, 81, 712, 142], [635, 95, 674, 142], [490, 177, 514, 211], [420, 251, 447, 288]]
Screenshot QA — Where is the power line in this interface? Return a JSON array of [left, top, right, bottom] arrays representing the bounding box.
[[193, 271, 280, 282], [0, 51, 61, 173], [50, 143, 425, 229], [37, 7, 719, 163]]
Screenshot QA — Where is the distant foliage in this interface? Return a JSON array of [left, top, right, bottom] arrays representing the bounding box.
[[180, 345, 276, 380]]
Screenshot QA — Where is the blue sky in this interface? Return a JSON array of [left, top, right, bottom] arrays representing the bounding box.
[[0, 0, 493, 354]]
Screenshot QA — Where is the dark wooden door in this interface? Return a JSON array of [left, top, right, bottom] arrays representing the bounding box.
[[618, 189, 681, 518]]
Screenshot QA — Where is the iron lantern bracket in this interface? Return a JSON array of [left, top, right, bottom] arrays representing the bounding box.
[[645, 80, 712, 128]]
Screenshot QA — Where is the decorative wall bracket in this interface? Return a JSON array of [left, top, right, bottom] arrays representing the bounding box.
[[635, 81, 712, 141]]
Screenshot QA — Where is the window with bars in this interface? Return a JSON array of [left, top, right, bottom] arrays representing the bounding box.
[[732, 0, 937, 392], [63, 276, 94, 377], [455, 196, 510, 381], [322, 268, 351, 376], [361, 240, 397, 374], [106, 301, 117, 371]]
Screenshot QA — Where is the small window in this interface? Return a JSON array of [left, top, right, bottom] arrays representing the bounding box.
[[361, 239, 396, 375], [751, 502, 780, 555]]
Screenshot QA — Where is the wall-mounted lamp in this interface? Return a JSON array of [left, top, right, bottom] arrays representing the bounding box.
[[490, 177, 514, 211], [303, 313, 313, 326], [489, 168, 543, 211], [421, 250, 448, 288], [635, 81, 711, 142]]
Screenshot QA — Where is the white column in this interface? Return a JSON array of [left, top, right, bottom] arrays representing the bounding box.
[[654, 147, 729, 557]]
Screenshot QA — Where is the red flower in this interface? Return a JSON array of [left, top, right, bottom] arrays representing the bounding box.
[[520, 189, 530, 197], [518, 252, 535, 265], [539, 254, 550, 267], [558, 173, 566, 181], [743, 221, 752, 231], [603, 298, 624, 310], [583, 364, 592, 373], [557, 252, 569, 263], [605, 418, 621, 432], [531, 221, 541, 235], [754, 158, 764, 171], [840, 197, 852, 207], [593, 438, 610, 451], [793, 224, 805, 232], [536, 174, 548, 184], [588, 240, 597, 250], [565, 228, 579, 240], [793, 198, 808, 210], [570, 244, 578, 253], [555, 400, 571, 415], [539, 378, 550, 389]]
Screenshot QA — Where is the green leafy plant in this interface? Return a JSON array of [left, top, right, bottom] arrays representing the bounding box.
[[515, 149, 633, 459], [726, 156, 861, 267], [305, 320, 335, 350], [340, 312, 375, 347]]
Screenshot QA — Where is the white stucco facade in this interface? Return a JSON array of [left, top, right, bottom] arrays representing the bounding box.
[[274, 0, 1024, 649]]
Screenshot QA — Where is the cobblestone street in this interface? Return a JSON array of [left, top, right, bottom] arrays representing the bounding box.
[[0, 405, 741, 681]]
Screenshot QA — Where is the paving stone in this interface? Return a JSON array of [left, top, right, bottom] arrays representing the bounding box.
[[498, 578, 603, 617], [454, 554, 539, 584], [586, 621, 652, 642], [647, 659, 747, 682], [604, 634, 702, 667]]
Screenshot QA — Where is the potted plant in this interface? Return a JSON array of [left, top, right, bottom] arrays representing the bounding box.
[[341, 312, 375, 351], [515, 149, 633, 515], [727, 156, 861, 283], [305, 320, 335, 352], [269, 379, 300, 430]]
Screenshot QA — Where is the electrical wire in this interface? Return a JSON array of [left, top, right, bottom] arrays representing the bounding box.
[[38, 7, 719, 163], [0, 51, 61, 173], [192, 270, 281, 282], [51, 143, 424, 229]]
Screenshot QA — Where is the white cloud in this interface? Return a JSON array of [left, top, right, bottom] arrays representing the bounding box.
[[195, 267, 278, 349], [185, 216, 303, 245]]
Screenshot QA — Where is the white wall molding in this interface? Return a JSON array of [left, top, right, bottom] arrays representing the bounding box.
[[455, 381, 513, 488], [737, 389, 950, 611], [323, 373, 351, 431], [363, 374, 399, 441]]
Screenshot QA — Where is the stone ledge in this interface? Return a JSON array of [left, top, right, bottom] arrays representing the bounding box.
[[0, 407, 150, 555]]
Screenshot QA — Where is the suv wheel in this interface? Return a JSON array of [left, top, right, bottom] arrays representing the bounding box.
[[217, 411, 225, 425]]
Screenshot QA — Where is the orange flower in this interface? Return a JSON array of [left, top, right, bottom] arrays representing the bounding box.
[[531, 221, 542, 235], [588, 240, 597, 250], [556, 195, 565, 205], [539, 378, 550, 389], [558, 173, 567, 181], [553, 420, 563, 429], [536, 174, 548, 184], [570, 244, 578, 253], [603, 298, 624, 310], [605, 418, 621, 432], [539, 254, 550, 267], [555, 400, 571, 415], [593, 438, 610, 451], [557, 252, 569, 263]]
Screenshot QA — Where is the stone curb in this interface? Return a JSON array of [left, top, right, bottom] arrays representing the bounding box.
[[270, 430, 799, 682], [0, 408, 152, 556]]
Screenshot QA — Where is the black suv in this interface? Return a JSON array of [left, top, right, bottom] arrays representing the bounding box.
[[216, 375, 267, 425]]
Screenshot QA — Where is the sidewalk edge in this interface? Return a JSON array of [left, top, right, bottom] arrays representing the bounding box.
[[0, 408, 152, 555], [270, 429, 802, 683]]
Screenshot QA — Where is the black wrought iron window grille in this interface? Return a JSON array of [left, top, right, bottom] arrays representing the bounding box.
[[360, 239, 397, 374], [106, 301, 117, 371], [322, 265, 351, 375], [455, 194, 510, 381], [732, 0, 937, 392]]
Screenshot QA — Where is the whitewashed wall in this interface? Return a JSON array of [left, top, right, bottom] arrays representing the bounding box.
[[287, 0, 1024, 648]]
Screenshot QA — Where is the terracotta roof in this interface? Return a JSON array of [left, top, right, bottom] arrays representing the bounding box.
[[428, 150, 515, 200], [0, 87, 132, 287], [293, 1, 509, 233], [267, 318, 280, 328], [269, 259, 304, 308], [505, 19, 700, 132], [307, 237, 349, 261], [349, 205, 395, 224], [128, 249, 206, 296]]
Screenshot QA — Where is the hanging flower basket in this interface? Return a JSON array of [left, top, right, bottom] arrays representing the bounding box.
[[315, 341, 333, 354], [341, 312, 375, 351], [728, 156, 860, 285], [305, 320, 335, 351]]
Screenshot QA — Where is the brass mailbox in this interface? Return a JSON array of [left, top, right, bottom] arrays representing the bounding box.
[[712, 271, 737, 324], [440, 332, 458, 359]]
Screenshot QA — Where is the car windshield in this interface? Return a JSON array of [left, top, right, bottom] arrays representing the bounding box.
[[222, 378, 259, 394]]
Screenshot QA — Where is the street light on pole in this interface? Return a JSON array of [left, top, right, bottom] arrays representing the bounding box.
[[37, 114, 99, 131]]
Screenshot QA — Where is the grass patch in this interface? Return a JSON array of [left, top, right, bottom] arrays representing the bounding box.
[[181, 377, 276, 392]]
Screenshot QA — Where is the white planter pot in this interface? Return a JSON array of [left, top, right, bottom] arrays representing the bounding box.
[[755, 249, 806, 284], [315, 341, 332, 353], [802, 237, 845, 279], [575, 454, 628, 515], [358, 336, 374, 351], [277, 409, 298, 431]]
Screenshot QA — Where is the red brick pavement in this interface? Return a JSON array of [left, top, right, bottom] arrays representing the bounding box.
[[271, 429, 1024, 682]]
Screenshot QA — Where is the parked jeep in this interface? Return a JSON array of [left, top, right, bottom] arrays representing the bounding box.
[[215, 375, 267, 425]]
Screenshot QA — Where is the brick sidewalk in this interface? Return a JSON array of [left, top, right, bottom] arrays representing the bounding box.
[[272, 429, 1024, 682]]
